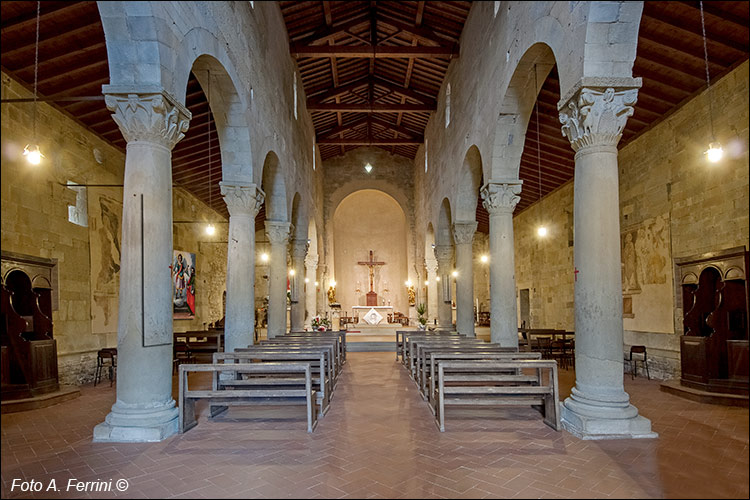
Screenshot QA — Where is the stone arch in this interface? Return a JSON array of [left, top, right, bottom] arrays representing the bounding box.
[[290, 192, 307, 241], [454, 145, 483, 222], [260, 151, 287, 222], [425, 223, 436, 257], [491, 43, 556, 180], [185, 53, 253, 185], [436, 198, 453, 247]]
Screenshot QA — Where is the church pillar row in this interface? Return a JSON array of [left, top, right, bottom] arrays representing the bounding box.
[[94, 88, 191, 442], [266, 221, 291, 339], [425, 257, 439, 325], [558, 82, 656, 439], [304, 253, 319, 329], [221, 183, 264, 351], [290, 240, 308, 331], [481, 181, 522, 347], [434, 245, 454, 329], [453, 222, 477, 336]]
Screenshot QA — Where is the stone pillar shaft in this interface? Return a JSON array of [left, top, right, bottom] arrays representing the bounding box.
[[453, 222, 477, 336], [558, 83, 655, 439], [266, 221, 291, 339], [221, 183, 264, 352], [434, 245, 454, 329], [425, 258, 439, 325], [481, 181, 522, 347], [304, 253, 319, 329], [290, 240, 308, 331], [94, 88, 191, 443]]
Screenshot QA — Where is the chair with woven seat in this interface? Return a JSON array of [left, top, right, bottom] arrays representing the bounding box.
[[627, 345, 650, 380], [94, 348, 117, 387]]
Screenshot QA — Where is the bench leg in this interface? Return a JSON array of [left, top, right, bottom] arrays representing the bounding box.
[[181, 398, 197, 433], [209, 405, 228, 418]]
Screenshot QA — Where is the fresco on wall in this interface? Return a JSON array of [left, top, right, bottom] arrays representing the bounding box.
[[173, 250, 196, 319], [621, 214, 674, 333], [89, 190, 121, 334]]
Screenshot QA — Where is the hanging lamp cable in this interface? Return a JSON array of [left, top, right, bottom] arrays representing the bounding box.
[[207, 69, 212, 211], [699, 1, 716, 142], [534, 64, 542, 203], [32, 1, 40, 142]]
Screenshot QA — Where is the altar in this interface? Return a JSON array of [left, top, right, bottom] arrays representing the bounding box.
[[352, 305, 393, 325]]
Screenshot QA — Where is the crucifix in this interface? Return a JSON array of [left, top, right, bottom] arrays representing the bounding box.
[[358, 250, 386, 306]]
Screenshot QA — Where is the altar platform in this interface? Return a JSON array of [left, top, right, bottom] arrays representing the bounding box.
[[345, 324, 413, 352]]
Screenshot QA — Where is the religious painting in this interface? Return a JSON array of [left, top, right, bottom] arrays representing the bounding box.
[[173, 250, 196, 319], [89, 189, 122, 334]]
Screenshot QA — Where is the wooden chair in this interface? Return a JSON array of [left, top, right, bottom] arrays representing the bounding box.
[[94, 348, 117, 386], [628, 345, 650, 380]]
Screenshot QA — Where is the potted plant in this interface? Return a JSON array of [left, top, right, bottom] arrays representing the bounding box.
[[416, 303, 427, 330]]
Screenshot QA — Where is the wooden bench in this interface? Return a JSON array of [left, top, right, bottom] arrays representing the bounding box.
[[214, 351, 331, 416], [286, 330, 347, 364], [236, 345, 336, 394], [426, 351, 542, 411], [396, 330, 457, 361], [400, 331, 462, 368], [178, 362, 317, 433], [407, 337, 483, 379], [435, 359, 560, 432], [258, 339, 340, 381]]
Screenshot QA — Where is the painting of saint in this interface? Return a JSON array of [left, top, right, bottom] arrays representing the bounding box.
[[173, 250, 196, 319]]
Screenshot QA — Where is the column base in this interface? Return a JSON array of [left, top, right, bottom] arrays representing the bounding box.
[[93, 400, 179, 443], [561, 396, 657, 440]]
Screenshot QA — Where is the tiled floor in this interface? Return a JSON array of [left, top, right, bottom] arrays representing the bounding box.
[[1, 352, 748, 499]]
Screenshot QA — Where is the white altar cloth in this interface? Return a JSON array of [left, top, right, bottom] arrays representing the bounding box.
[[352, 305, 393, 325]]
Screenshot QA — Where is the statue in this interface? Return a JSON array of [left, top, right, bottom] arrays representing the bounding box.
[[327, 285, 336, 304], [407, 285, 416, 306]]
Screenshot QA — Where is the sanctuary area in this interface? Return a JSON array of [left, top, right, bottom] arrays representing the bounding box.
[[1, 1, 748, 499]]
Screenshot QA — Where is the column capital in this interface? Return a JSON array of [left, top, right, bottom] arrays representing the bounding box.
[[558, 83, 639, 152], [291, 239, 309, 259], [265, 221, 291, 245], [103, 86, 191, 149], [304, 253, 319, 269], [452, 221, 478, 245], [433, 244, 453, 265], [220, 182, 264, 218], [424, 258, 439, 275], [481, 181, 522, 215]]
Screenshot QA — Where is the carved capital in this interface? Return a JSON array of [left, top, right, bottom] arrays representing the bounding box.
[[265, 221, 291, 245], [559, 87, 638, 152], [452, 221, 478, 245], [220, 182, 264, 218], [305, 253, 319, 269], [481, 181, 522, 215], [104, 89, 191, 149], [291, 239, 309, 259], [425, 258, 439, 276], [433, 244, 453, 265]]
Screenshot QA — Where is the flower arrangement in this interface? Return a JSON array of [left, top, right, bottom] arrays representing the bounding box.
[[311, 315, 331, 331]]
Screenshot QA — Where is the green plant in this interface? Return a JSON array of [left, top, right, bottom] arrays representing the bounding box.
[[416, 303, 427, 325]]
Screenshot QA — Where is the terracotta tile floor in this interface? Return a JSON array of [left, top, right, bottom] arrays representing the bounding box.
[[2, 352, 748, 499]]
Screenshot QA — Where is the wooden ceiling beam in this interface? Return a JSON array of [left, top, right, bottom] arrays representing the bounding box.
[[307, 75, 370, 103], [678, 1, 749, 30], [317, 137, 424, 145], [378, 13, 454, 47], [307, 102, 434, 112], [1, 2, 86, 34], [294, 14, 371, 46], [316, 116, 370, 138], [291, 45, 459, 59], [642, 12, 748, 54]]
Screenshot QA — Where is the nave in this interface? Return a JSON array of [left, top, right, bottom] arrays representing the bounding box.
[[2, 352, 747, 499]]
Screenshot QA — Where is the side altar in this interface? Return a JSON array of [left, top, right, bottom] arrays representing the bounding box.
[[352, 305, 393, 325]]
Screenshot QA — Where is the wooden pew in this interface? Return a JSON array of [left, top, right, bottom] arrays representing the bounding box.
[[287, 330, 347, 364], [236, 345, 335, 395], [407, 337, 482, 379], [178, 362, 317, 433], [214, 350, 330, 416], [259, 339, 340, 380], [426, 351, 542, 411], [435, 359, 560, 432], [396, 330, 457, 361], [400, 331, 462, 368]]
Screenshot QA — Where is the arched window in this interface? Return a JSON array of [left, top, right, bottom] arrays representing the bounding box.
[[313, 143, 317, 171], [445, 83, 451, 128], [424, 140, 428, 173], [494, 2, 500, 17], [293, 72, 298, 120]]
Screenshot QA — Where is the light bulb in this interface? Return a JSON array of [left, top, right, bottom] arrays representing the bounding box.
[[706, 142, 723, 163], [23, 144, 44, 165], [205, 223, 216, 236], [424, 280, 429, 286], [480, 255, 488, 263], [452, 270, 458, 278], [435, 276, 441, 282], [314, 281, 319, 287], [537, 226, 548, 237], [289, 269, 295, 276], [330, 281, 336, 287], [260, 253, 269, 262], [364, 163, 373, 173], [304, 278, 309, 283], [405, 280, 412, 287]]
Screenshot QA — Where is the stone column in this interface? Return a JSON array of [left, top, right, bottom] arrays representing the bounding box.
[[481, 181, 522, 347], [452, 221, 478, 336], [433, 245, 454, 329], [221, 182, 264, 352], [558, 82, 655, 439], [265, 221, 291, 339], [425, 257, 439, 325], [94, 88, 191, 442], [304, 253, 319, 329], [289, 239, 308, 331]]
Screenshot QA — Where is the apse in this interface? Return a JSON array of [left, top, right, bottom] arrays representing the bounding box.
[[332, 189, 408, 317]]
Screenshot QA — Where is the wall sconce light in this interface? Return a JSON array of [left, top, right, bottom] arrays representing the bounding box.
[[480, 255, 488, 263], [364, 163, 373, 174], [260, 252, 269, 262]]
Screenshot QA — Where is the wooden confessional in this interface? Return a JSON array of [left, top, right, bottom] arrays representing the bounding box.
[[1, 252, 60, 400], [676, 247, 749, 396]]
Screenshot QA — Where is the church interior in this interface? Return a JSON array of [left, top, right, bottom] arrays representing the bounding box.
[[1, 1, 748, 498]]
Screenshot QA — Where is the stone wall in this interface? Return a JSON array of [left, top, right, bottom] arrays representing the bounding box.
[[511, 61, 750, 379], [1, 71, 229, 385]]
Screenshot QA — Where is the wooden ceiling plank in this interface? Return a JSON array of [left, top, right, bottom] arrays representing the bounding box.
[[290, 45, 458, 59]]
